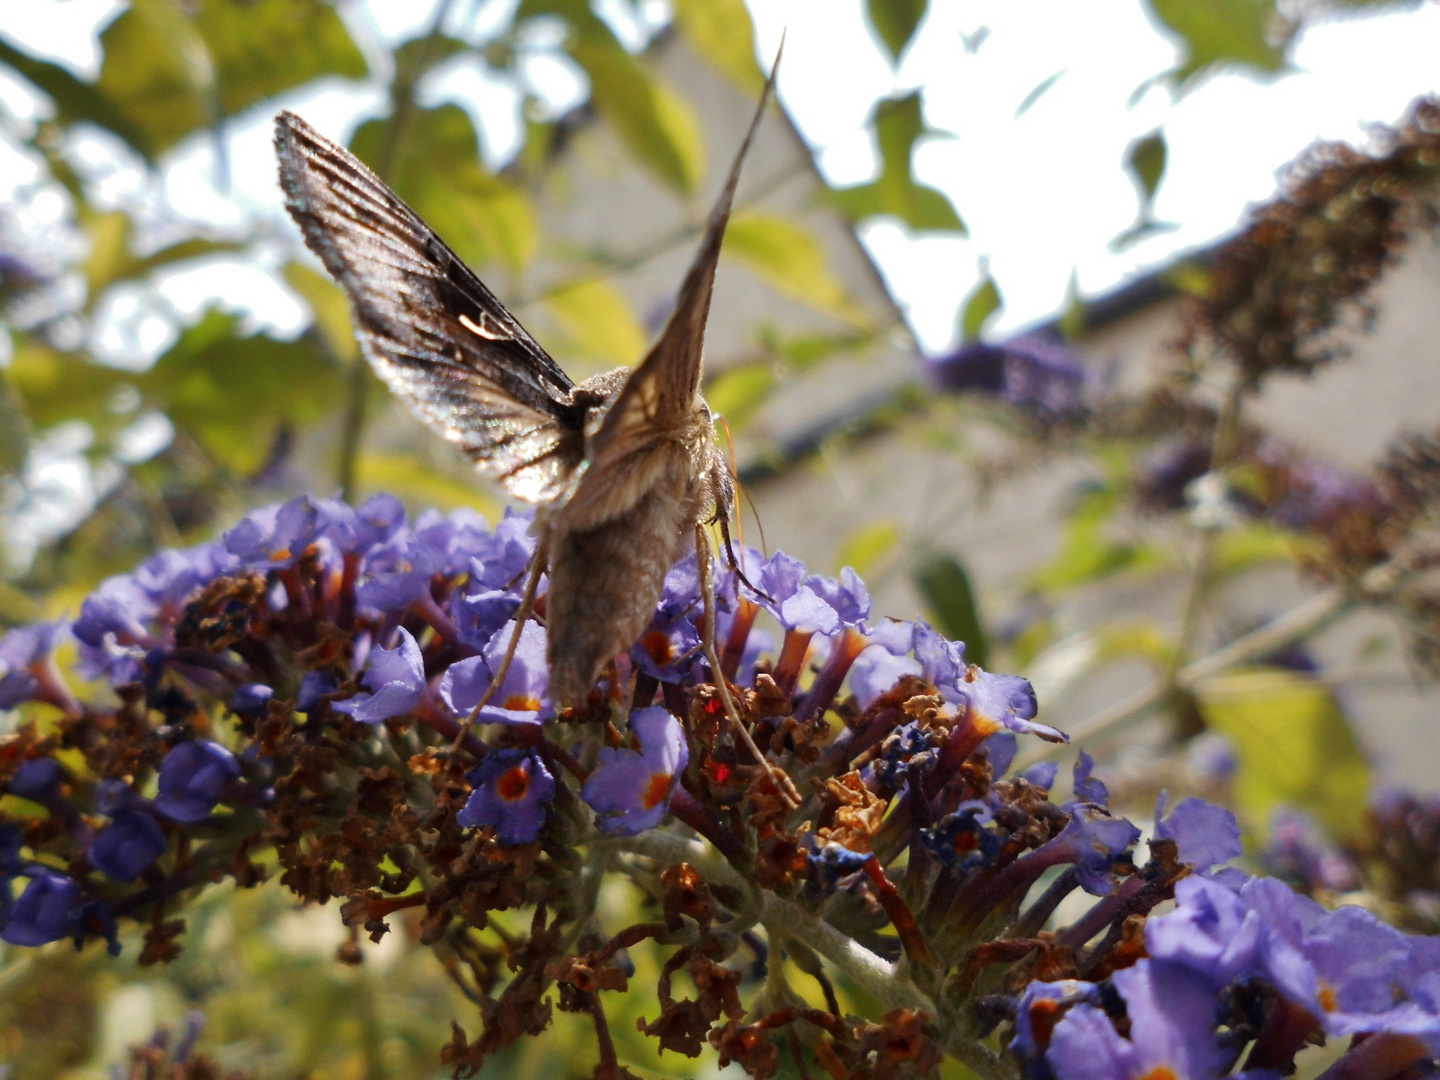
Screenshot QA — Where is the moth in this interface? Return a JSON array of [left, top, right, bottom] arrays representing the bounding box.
[[274, 62, 778, 713]]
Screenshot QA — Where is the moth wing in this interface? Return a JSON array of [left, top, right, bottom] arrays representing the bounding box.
[[275, 112, 585, 504], [562, 58, 780, 525]]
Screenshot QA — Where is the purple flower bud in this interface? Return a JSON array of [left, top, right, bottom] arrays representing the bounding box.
[[807, 841, 872, 889], [581, 706, 689, 835], [1, 869, 80, 946], [90, 810, 166, 882], [296, 671, 338, 714], [1069, 751, 1109, 807], [457, 748, 556, 845], [333, 627, 426, 724], [1042, 804, 1141, 895], [231, 682, 274, 718], [153, 741, 241, 823], [7, 758, 66, 802]]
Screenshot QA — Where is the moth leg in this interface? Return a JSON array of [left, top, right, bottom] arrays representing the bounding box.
[[695, 524, 800, 808], [451, 538, 548, 755]]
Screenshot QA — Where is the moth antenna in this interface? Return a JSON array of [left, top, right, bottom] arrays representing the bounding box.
[[452, 540, 548, 754], [694, 524, 801, 809]]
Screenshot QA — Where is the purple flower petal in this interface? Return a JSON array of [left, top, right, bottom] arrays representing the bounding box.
[[581, 706, 689, 835], [333, 627, 425, 723]]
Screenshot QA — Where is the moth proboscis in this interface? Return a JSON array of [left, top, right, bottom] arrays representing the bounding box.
[[275, 49, 798, 804]]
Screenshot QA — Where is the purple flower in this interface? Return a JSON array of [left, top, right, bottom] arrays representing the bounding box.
[[926, 334, 1087, 419], [921, 803, 1002, 869], [1020, 761, 1059, 790], [457, 748, 556, 845], [1, 869, 79, 946], [1042, 804, 1141, 895], [1154, 793, 1242, 873], [954, 667, 1062, 743], [333, 627, 425, 724], [89, 810, 166, 882], [152, 741, 241, 823], [848, 645, 922, 709], [1047, 960, 1232, 1080], [223, 496, 326, 568], [0, 621, 66, 709], [318, 493, 406, 555], [356, 538, 444, 611], [913, 624, 965, 697], [466, 507, 538, 590], [805, 567, 872, 629], [1146, 874, 1266, 989], [632, 558, 702, 682], [1010, 979, 1100, 1060], [439, 620, 552, 725], [1069, 751, 1109, 806], [581, 706, 690, 835], [452, 581, 523, 653]]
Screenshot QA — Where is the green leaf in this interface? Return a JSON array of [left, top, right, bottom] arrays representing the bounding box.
[[351, 105, 537, 272], [544, 279, 647, 367], [913, 552, 989, 667], [671, 0, 764, 95], [1145, 0, 1287, 84], [724, 212, 856, 321], [136, 311, 345, 471], [1197, 668, 1370, 840], [837, 519, 901, 578], [1032, 484, 1167, 592], [94, 0, 366, 159], [704, 362, 775, 431], [9, 337, 131, 431], [1057, 270, 1085, 341], [1126, 130, 1167, 204], [96, 0, 214, 159], [958, 271, 1002, 343], [284, 263, 359, 363], [194, 0, 367, 118], [1210, 523, 1301, 579], [866, 0, 927, 65], [829, 92, 965, 234]]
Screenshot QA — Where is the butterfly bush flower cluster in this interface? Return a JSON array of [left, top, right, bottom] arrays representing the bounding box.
[[1, 495, 1438, 1079]]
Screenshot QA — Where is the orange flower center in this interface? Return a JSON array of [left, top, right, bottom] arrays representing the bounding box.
[[502, 695, 541, 712], [642, 631, 674, 664], [1319, 983, 1339, 1013], [642, 772, 674, 810], [1137, 1069, 1179, 1080], [496, 765, 530, 802]]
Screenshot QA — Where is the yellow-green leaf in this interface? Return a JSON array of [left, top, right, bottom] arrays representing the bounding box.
[[573, 39, 705, 195], [1197, 668, 1370, 840], [725, 212, 856, 322], [836, 520, 901, 578], [545, 279, 647, 368], [866, 0, 927, 65], [829, 93, 964, 234], [671, 0, 764, 95], [704, 362, 774, 432]]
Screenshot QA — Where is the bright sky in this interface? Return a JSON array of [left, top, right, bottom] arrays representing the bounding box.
[[3, 0, 1440, 357]]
